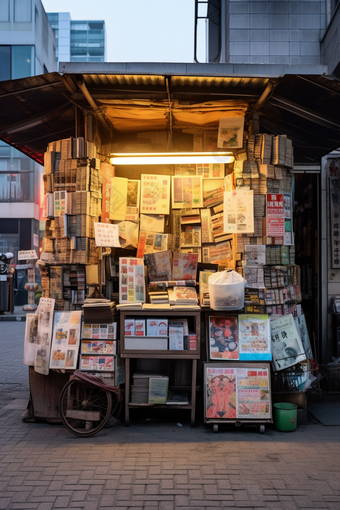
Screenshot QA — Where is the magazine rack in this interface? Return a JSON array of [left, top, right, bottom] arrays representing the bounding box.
[[119, 309, 200, 426]]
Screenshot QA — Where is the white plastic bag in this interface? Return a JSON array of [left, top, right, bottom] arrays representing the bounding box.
[[208, 270, 245, 310]]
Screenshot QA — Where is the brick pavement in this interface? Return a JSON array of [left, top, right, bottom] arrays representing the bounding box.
[[1, 322, 340, 509]]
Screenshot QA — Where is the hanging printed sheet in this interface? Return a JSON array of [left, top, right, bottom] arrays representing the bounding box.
[[223, 189, 254, 234]]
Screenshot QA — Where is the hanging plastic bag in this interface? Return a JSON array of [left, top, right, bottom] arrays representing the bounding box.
[[208, 269, 245, 310]]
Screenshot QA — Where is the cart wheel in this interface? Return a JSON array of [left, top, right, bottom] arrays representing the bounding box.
[[60, 379, 112, 437], [213, 424, 218, 433], [259, 425, 265, 434]]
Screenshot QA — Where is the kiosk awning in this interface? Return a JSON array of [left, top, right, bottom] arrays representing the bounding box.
[[0, 63, 340, 165]]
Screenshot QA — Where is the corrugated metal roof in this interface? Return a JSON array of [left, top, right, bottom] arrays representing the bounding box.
[[0, 63, 340, 165]]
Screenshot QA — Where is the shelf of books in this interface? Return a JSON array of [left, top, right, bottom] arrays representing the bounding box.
[[120, 309, 200, 426]]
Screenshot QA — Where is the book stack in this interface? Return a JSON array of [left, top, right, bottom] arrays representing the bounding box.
[[130, 373, 150, 404], [40, 137, 104, 311], [82, 298, 116, 324]]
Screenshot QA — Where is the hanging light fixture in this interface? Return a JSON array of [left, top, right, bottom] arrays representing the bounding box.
[[110, 152, 234, 165]]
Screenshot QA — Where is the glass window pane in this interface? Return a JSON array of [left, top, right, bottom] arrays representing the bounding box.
[[14, 0, 32, 22], [12, 46, 34, 79], [0, 0, 10, 22], [0, 145, 11, 158], [0, 46, 10, 81], [0, 174, 10, 200]]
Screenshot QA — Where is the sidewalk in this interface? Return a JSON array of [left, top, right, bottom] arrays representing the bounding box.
[[1, 397, 340, 510], [0, 305, 26, 322], [1, 325, 340, 509]]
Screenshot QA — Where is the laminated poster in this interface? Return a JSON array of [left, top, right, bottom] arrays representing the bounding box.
[[238, 314, 271, 361], [205, 364, 271, 420], [140, 174, 170, 215]]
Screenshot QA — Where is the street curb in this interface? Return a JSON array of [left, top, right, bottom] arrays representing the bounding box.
[[0, 315, 26, 322]]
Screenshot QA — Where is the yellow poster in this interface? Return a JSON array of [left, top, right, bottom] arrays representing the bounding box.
[[109, 177, 128, 221]]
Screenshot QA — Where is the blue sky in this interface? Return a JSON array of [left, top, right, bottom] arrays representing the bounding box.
[[41, 0, 206, 63]]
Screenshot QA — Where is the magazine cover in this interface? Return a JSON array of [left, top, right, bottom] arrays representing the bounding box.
[[172, 252, 198, 280], [144, 250, 172, 282], [238, 314, 271, 361], [119, 257, 145, 303], [209, 316, 239, 360], [270, 314, 306, 371], [173, 286, 198, 303], [50, 311, 82, 369], [205, 366, 237, 419]]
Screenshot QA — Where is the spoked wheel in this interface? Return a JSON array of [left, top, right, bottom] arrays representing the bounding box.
[[60, 378, 112, 437]]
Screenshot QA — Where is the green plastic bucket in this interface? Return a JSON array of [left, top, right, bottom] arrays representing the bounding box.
[[273, 402, 297, 432]]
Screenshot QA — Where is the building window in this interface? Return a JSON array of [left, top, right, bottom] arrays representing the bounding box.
[[12, 46, 34, 79], [0, 172, 34, 202], [0, 46, 10, 81], [14, 0, 32, 22], [0, 0, 10, 22]]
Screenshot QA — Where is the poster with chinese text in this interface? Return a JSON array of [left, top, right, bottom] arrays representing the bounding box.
[[270, 314, 306, 371], [94, 222, 121, 247], [266, 193, 284, 238]]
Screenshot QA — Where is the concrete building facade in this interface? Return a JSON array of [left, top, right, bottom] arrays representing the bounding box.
[[47, 12, 106, 70], [0, 0, 55, 277], [207, 0, 340, 73]]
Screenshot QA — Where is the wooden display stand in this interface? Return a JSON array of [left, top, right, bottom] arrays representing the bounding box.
[[120, 309, 200, 427]]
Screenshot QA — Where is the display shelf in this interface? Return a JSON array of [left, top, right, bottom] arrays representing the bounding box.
[[119, 309, 200, 427]]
